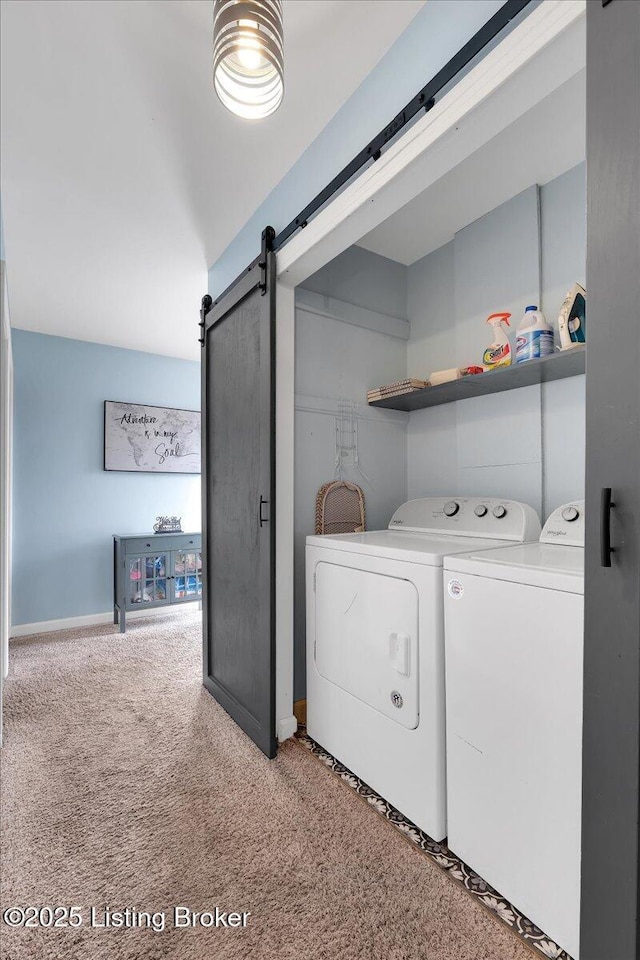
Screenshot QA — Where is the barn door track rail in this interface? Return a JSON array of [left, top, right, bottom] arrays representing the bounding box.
[[271, 0, 532, 254]]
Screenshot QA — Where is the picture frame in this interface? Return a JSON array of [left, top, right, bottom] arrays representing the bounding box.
[[103, 401, 201, 474]]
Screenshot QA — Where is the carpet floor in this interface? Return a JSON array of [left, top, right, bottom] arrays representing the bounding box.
[[1, 610, 532, 960]]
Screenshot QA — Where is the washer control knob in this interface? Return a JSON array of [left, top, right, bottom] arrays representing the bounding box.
[[562, 505, 580, 523], [444, 501, 460, 517], [492, 504, 507, 519], [474, 504, 488, 518]]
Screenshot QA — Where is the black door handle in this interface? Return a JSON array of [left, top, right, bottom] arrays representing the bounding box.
[[601, 487, 615, 567], [259, 496, 269, 527]]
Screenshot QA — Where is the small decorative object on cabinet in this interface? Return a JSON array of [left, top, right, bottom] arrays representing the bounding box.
[[113, 532, 202, 633], [153, 515, 183, 533]]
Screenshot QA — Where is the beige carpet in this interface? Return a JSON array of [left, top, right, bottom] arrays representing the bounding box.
[[1, 610, 532, 960]]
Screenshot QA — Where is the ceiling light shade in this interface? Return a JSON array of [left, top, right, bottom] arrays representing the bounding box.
[[213, 1, 284, 120]]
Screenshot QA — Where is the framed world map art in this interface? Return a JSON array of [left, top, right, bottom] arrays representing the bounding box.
[[104, 401, 201, 474]]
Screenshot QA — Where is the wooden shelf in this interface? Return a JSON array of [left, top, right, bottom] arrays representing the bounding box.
[[368, 347, 586, 412]]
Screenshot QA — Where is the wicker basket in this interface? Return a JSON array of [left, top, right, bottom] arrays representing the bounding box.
[[315, 480, 366, 535]]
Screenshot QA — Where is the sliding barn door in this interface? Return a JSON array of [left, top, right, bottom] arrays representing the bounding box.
[[581, 2, 640, 958], [200, 229, 276, 758]]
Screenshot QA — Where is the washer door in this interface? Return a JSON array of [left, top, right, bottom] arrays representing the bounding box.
[[314, 561, 419, 729]]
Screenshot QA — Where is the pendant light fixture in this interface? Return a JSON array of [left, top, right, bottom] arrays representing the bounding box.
[[213, 1, 284, 120]]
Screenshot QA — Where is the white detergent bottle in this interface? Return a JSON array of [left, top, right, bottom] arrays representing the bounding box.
[[482, 312, 512, 370], [516, 305, 554, 363]]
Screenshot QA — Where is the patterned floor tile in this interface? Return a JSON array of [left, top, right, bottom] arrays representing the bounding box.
[[297, 730, 572, 960]]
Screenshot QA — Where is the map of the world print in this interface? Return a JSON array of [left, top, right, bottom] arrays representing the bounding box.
[[104, 401, 201, 474]]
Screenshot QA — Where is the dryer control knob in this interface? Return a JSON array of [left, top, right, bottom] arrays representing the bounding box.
[[444, 501, 460, 517], [562, 506, 580, 522], [492, 504, 507, 519], [474, 504, 488, 517]]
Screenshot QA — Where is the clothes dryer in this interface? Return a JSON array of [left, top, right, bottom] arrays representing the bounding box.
[[306, 497, 540, 841]]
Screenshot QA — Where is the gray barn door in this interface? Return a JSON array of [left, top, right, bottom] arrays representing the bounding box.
[[200, 229, 276, 758], [581, 2, 640, 958]]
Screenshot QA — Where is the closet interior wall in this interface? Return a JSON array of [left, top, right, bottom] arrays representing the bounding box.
[[407, 162, 585, 514], [293, 161, 586, 701], [294, 248, 409, 699]]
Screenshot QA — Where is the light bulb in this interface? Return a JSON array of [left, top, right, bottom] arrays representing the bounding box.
[[237, 43, 262, 71]]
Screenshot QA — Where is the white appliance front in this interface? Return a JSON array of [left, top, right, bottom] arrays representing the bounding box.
[[315, 562, 419, 730], [443, 501, 584, 958], [306, 496, 542, 842], [307, 546, 447, 839]]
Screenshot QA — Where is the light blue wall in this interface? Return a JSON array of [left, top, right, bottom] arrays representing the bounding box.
[[208, 0, 510, 295], [12, 330, 201, 626]]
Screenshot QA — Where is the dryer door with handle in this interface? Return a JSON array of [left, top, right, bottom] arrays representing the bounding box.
[[314, 561, 419, 729]]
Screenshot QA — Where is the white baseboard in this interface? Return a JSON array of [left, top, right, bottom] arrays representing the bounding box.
[[10, 603, 201, 639], [277, 714, 298, 743]]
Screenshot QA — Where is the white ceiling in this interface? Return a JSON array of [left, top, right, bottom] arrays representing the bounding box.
[[0, 0, 424, 360], [358, 69, 586, 266]]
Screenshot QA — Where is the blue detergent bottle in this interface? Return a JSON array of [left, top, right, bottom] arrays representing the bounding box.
[[516, 305, 554, 363]]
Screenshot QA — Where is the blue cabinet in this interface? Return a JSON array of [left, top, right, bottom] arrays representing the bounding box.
[[113, 532, 202, 632]]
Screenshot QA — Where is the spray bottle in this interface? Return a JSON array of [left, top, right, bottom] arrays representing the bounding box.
[[482, 313, 512, 370]]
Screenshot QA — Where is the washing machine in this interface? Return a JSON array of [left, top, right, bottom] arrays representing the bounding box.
[[306, 497, 540, 841], [443, 501, 585, 958]]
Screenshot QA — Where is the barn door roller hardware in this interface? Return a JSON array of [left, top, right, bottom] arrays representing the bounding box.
[[199, 224, 276, 342], [199, 294, 212, 345], [259, 225, 275, 295]]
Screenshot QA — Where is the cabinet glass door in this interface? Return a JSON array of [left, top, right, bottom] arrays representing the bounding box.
[[128, 554, 168, 605], [171, 549, 203, 602]]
